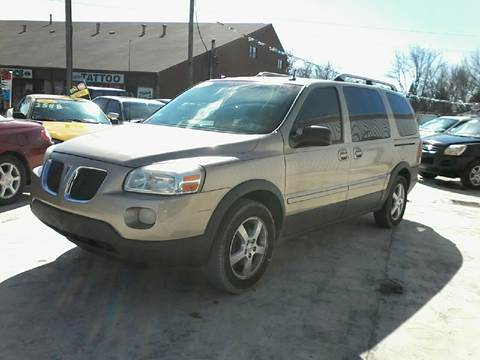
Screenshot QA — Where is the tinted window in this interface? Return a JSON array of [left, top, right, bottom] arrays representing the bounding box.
[[294, 87, 343, 143], [344, 87, 390, 142], [105, 100, 122, 119], [387, 93, 417, 136], [93, 98, 109, 112], [146, 81, 301, 134], [123, 102, 164, 121]]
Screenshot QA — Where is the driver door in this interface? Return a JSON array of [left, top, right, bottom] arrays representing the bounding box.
[[284, 86, 350, 236]]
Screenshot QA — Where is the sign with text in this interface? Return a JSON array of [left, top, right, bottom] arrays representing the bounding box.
[[73, 72, 124, 84], [12, 68, 33, 79]]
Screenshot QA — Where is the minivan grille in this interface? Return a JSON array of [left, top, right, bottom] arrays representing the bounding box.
[[46, 160, 64, 194], [67, 168, 107, 201]]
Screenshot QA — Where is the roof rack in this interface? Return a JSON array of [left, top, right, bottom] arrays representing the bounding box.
[[334, 73, 398, 92], [256, 72, 290, 78]]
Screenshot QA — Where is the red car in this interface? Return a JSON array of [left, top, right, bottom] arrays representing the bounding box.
[[0, 120, 52, 205]]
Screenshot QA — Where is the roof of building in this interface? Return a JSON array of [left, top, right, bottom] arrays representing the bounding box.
[[0, 21, 273, 73]]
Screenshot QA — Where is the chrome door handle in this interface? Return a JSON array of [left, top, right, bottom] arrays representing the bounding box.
[[353, 147, 363, 159], [338, 149, 349, 161]]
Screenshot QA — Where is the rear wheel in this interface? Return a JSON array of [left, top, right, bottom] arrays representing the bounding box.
[[0, 155, 26, 206], [206, 199, 275, 294], [374, 176, 408, 228], [419, 171, 437, 180], [461, 161, 480, 190]]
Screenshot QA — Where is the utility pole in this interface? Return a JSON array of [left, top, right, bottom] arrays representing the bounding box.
[[65, 0, 73, 91], [188, 0, 194, 86]]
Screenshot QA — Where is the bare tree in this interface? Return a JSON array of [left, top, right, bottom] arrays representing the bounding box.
[[388, 46, 444, 96], [289, 58, 338, 80]]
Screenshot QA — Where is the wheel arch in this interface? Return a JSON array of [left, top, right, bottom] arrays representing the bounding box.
[[381, 162, 417, 203], [204, 180, 285, 251]]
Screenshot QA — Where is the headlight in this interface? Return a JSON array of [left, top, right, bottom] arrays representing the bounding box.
[[124, 162, 204, 195], [444, 144, 467, 156]]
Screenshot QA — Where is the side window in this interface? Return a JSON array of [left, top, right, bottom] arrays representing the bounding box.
[[105, 100, 122, 120], [294, 87, 343, 143], [387, 93, 417, 136], [93, 98, 108, 112], [19, 98, 30, 115], [344, 87, 391, 142]]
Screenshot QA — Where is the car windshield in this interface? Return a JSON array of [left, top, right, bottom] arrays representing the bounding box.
[[123, 101, 164, 121], [145, 81, 301, 134], [447, 119, 480, 137], [31, 99, 111, 124], [420, 117, 458, 132]]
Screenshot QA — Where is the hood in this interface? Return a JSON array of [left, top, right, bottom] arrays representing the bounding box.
[[43, 121, 111, 142], [0, 119, 42, 130], [52, 124, 263, 167], [422, 133, 480, 145]]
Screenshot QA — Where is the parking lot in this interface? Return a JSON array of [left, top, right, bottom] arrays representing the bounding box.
[[0, 178, 479, 360]]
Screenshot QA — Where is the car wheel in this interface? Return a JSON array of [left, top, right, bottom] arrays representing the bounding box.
[[461, 160, 480, 190], [374, 176, 408, 229], [206, 199, 275, 294], [419, 171, 437, 180], [0, 155, 26, 206]]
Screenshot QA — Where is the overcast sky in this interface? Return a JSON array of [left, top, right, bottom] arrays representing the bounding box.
[[4, 0, 480, 81]]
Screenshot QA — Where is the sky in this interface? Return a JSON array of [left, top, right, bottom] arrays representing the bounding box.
[[3, 0, 480, 82]]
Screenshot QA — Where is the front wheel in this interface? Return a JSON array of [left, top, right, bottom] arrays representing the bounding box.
[[461, 161, 480, 190], [374, 176, 408, 228], [0, 155, 26, 206], [206, 199, 275, 294]]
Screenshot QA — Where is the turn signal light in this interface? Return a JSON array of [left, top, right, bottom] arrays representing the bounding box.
[[180, 175, 201, 193]]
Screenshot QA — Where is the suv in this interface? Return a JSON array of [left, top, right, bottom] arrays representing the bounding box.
[[420, 118, 480, 189], [30, 74, 420, 293]]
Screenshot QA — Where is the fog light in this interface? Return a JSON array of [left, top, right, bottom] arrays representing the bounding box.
[[124, 207, 157, 229]]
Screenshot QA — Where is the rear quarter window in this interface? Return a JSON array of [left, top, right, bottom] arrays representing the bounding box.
[[387, 93, 417, 136], [344, 87, 390, 142]]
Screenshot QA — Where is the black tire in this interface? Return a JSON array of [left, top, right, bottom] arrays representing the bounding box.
[[419, 171, 437, 180], [206, 199, 275, 294], [374, 176, 408, 229], [460, 160, 480, 190], [0, 155, 26, 206]]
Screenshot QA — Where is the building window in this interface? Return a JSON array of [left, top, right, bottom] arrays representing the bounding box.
[[277, 59, 283, 70], [249, 45, 257, 59]]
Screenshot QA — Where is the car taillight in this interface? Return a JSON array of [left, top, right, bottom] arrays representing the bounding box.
[[40, 128, 52, 144]]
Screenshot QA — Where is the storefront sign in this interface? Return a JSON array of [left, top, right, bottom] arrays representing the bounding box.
[[1, 70, 13, 108], [11, 68, 33, 79], [73, 72, 124, 84], [137, 87, 153, 99]]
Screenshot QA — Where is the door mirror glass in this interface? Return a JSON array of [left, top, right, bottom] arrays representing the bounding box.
[[290, 125, 332, 148], [107, 112, 121, 124]]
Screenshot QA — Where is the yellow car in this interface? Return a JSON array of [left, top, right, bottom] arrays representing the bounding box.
[[9, 95, 112, 142]]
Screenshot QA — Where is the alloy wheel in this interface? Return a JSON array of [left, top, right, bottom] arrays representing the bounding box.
[[390, 183, 406, 221], [0, 162, 21, 200], [229, 216, 269, 280], [469, 165, 480, 187]]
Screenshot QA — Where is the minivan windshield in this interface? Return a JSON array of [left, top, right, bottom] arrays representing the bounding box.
[[145, 81, 301, 134], [447, 119, 480, 137]]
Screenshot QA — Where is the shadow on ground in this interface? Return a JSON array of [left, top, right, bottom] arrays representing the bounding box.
[[0, 217, 462, 360], [0, 193, 30, 214], [419, 177, 480, 197]]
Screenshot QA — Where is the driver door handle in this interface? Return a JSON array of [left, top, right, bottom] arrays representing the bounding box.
[[338, 149, 349, 161], [353, 147, 363, 159]]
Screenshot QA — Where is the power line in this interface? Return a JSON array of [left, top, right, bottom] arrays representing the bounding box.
[[194, 0, 209, 53]]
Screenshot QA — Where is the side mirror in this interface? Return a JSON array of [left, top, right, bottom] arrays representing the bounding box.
[[290, 125, 332, 148], [107, 112, 121, 125], [12, 111, 27, 119], [6, 108, 14, 118]]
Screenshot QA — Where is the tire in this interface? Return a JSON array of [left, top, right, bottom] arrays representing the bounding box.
[[460, 160, 480, 190], [374, 176, 408, 229], [419, 171, 437, 180], [0, 155, 26, 206], [206, 199, 275, 294]]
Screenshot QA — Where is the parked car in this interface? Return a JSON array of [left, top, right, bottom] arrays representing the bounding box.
[[93, 96, 165, 123], [419, 116, 471, 138], [417, 113, 440, 126], [7, 95, 112, 143], [31, 75, 420, 293], [420, 118, 480, 189], [88, 86, 127, 99], [0, 120, 52, 205]]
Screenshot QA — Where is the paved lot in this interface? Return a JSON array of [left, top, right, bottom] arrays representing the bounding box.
[[0, 179, 479, 360]]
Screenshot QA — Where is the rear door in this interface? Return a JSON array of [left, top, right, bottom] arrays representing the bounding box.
[[342, 86, 394, 216], [284, 85, 350, 235]]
